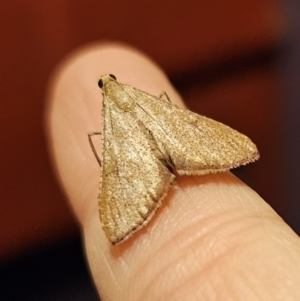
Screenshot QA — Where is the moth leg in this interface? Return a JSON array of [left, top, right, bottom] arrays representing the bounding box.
[[158, 91, 171, 103], [88, 131, 102, 166]]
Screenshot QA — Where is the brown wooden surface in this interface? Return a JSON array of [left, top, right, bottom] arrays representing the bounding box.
[[0, 0, 284, 260]]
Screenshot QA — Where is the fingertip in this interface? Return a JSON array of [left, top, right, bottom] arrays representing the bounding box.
[[45, 43, 300, 301]]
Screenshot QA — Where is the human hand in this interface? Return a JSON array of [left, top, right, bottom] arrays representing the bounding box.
[[47, 43, 300, 301]]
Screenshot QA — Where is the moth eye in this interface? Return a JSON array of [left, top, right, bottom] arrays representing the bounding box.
[[109, 74, 117, 80], [98, 79, 103, 88]]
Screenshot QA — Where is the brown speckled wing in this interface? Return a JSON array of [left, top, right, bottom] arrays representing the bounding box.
[[100, 93, 174, 244], [123, 84, 259, 176]]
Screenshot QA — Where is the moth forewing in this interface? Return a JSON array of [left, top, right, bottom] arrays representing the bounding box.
[[123, 83, 259, 174], [99, 79, 175, 244]]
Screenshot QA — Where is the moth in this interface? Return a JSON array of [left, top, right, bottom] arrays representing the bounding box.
[[89, 74, 259, 244]]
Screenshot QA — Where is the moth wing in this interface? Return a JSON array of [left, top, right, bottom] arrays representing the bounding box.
[[100, 96, 174, 244], [122, 84, 259, 175]]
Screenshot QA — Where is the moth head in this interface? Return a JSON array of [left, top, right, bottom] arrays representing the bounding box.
[[98, 74, 117, 89]]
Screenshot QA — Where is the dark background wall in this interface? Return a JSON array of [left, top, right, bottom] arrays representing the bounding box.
[[1, 1, 298, 300], [280, 0, 300, 234]]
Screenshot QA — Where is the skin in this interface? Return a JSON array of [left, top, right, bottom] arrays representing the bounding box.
[[46, 43, 300, 301]]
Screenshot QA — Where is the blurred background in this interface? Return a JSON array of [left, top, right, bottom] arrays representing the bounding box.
[[1, 0, 299, 300]]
